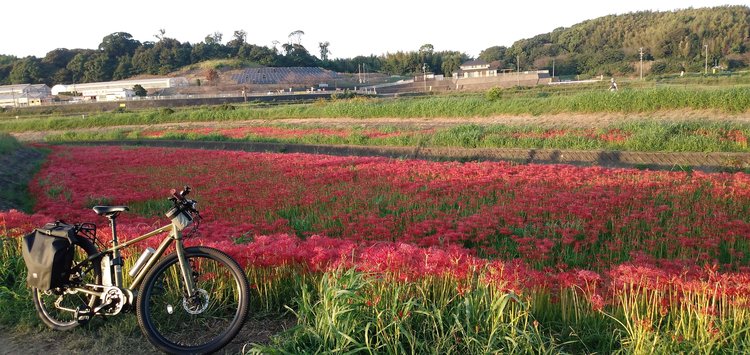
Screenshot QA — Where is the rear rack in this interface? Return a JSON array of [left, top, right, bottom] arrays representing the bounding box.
[[76, 222, 100, 248]]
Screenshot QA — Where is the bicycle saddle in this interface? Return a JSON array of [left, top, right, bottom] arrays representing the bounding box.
[[92, 206, 130, 216]]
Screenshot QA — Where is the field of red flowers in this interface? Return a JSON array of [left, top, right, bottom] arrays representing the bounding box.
[[130, 124, 749, 152], [3, 144, 750, 352]]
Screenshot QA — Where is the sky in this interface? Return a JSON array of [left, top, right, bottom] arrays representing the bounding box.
[[1, 1, 747, 60]]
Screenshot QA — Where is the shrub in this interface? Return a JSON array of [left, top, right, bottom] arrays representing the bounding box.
[[330, 90, 356, 100], [486, 87, 504, 100]]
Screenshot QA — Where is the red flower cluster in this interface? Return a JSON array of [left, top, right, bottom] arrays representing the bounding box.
[[141, 126, 409, 140], [4, 145, 750, 314]]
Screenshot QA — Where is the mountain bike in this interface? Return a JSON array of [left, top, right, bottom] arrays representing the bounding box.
[[27, 186, 250, 354]]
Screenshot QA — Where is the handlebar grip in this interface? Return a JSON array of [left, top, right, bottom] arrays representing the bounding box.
[[170, 188, 185, 201], [169, 186, 192, 201]]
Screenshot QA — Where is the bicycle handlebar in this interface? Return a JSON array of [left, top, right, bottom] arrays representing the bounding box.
[[168, 186, 198, 214]]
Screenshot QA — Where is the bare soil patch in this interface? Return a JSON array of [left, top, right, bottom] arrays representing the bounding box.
[[0, 316, 294, 355]]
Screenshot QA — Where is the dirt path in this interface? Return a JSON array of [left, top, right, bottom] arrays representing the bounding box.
[[11, 111, 750, 143], [0, 316, 294, 355]]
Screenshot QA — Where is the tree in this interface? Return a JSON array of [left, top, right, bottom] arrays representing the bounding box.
[[83, 53, 112, 82], [479, 46, 507, 63], [238, 45, 277, 65], [131, 44, 159, 75], [441, 52, 468, 77], [51, 68, 72, 84], [319, 41, 330, 61], [0, 64, 12, 85], [419, 44, 434, 59], [419, 44, 434, 68], [66, 52, 92, 83], [204, 32, 223, 45], [281, 43, 318, 66], [227, 30, 247, 48], [9, 57, 43, 84], [132, 84, 147, 97], [154, 28, 166, 41], [43, 48, 76, 69], [112, 55, 133, 80], [99, 32, 140, 58], [288, 30, 305, 45]]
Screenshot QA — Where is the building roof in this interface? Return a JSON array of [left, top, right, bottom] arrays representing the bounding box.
[[0, 84, 31, 94], [461, 59, 489, 67], [0, 92, 48, 100], [52, 77, 187, 95]]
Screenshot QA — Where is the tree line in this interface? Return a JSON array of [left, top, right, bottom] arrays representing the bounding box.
[[478, 5, 750, 77], [1, 5, 747, 86]]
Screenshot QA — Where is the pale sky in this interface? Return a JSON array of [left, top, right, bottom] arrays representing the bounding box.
[[1, 1, 747, 59]]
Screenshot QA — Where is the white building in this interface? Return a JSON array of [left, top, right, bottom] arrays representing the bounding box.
[[0, 84, 52, 108], [453, 59, 499, 78], [51, 77, 189, 100]]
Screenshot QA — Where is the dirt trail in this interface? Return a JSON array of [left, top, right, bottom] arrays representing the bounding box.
[[0, 317, 294, 354]]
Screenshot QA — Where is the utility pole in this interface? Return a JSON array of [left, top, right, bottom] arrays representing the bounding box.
[[704, 44, 709, 75], [552, 58, 555, 79], [517, 55, 520, 85], [639, 47, 644, 80], [423, 63, 427, 91]]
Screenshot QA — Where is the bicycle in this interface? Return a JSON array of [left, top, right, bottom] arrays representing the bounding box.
[[28, 186, 250, 354]]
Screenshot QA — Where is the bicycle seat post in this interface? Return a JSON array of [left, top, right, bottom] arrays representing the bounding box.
[[92, 205, 130, 288], [107, 212, 119, 247], [107, 212, 126, 287]]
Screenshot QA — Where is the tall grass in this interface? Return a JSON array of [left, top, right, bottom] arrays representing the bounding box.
[[0, 132, 21, 155], [251, 269, 557, 354], [0, 237, 37, 327], [48, 120, 750, 153], [2, 87, 750, 134], [3, 237, 750, 353]]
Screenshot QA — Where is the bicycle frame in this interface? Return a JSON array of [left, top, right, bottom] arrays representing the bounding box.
[[71, 221, 197, 304]]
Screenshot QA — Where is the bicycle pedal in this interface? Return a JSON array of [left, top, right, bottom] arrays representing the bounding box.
[[75, 307, 91, 323]]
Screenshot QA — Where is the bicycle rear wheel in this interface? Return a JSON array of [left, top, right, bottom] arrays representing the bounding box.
[[32, 237, 101, 330], [136, 246, 249, 354]]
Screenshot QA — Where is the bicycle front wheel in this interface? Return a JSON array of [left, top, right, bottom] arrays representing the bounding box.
[[136, 246, 249, 354]]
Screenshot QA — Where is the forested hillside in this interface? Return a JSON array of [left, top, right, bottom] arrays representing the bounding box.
[[480, 5, 750, 76], [0, 5, 747, 86]]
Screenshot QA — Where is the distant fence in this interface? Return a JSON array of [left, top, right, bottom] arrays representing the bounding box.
[[68, 140, 750, 172]]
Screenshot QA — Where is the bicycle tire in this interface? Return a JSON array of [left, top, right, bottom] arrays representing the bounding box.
[[32, 236, 101, 330], [136, 246, 250, 354]]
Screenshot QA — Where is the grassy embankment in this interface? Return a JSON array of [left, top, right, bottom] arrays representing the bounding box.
[[43, 120, 750, 154], [1, 86, 749, 131], [3, 86, 750, 154]]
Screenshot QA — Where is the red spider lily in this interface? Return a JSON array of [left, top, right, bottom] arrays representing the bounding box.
[[4, 144, 750, 317], [141, 126, 413, 141]]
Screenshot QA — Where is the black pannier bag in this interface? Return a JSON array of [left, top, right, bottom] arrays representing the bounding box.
[[21, 222, 78, 291]]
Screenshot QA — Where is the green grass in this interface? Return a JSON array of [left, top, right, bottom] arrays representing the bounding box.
[[3, 86, 750, 135], [0, 132, 21, 155], [46, 120, 750, 154], [0, 134, 47, 213], [3, 235, 750, 354]]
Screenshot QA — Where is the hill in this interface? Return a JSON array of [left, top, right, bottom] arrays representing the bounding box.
[[480, 5, 750, 76], [1, 6, 748, 87]]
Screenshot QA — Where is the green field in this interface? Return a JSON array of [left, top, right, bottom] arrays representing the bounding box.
[[2, 85, 750, 134]]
